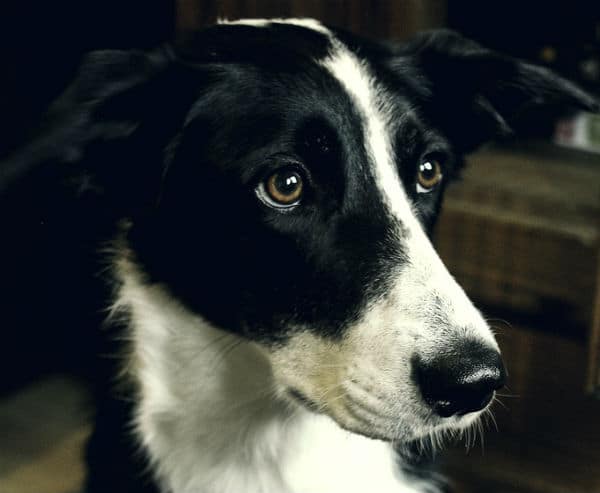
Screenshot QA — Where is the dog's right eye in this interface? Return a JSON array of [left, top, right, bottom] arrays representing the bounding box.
[[416, 159, 443, 194], [256, 167, 305, 209]]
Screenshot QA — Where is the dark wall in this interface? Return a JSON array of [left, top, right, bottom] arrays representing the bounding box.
[[448, 1, 600, 93], [0, 1, 174, 392], [1, 0, 175, 159]]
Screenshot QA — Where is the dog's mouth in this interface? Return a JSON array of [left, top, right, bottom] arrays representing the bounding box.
[[285, 385, 488, 448], [286, 386, 393, 441], [286, 388, 322, 413]]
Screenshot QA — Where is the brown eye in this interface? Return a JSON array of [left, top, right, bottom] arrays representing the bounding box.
[[416, 160, 443, 193], [257, 167, 304, 208]]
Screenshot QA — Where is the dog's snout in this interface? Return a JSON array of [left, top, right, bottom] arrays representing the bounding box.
[[414, 340, 506, 418]]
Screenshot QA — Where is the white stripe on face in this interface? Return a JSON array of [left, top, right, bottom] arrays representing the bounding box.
[[218, 17, 331, 35], [267, 28, 500, 441], [319, 42, 415, 223], [319, 38, 497, 348]]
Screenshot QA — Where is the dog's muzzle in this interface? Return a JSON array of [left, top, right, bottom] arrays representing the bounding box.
[[413, 339, 506, 418]]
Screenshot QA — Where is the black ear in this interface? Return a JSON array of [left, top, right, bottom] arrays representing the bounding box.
[[0, 48, 177, 204], [397, 29, 599, 153]]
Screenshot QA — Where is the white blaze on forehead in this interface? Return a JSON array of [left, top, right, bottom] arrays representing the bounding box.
[[218, 17, 331, 35], [319, 42, 416, 223], [319, 39, 497, 347]]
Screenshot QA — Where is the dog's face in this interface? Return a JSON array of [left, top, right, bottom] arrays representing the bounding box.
[[65, 19, 596, 446]]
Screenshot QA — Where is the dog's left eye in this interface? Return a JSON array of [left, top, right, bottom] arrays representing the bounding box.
[[256, 167, 304, 209], [416, 159, 443, 194]]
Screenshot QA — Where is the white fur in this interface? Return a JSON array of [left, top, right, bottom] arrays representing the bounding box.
[[116, 256, 431, 493], [218, 17, 331, 35]]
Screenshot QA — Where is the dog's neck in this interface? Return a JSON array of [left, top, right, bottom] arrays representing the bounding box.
[[115, 256, 431, 493]]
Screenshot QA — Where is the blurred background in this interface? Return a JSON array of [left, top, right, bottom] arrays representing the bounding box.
[[1, 1, 599, 492]]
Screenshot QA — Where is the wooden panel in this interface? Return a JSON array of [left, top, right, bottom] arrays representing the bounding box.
[[176, 0, 447, 39], [0, 376, 90, 493], [435, 144, 600, 336], [587, 256, 600, 395]]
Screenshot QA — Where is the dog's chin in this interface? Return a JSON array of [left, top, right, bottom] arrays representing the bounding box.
[[286, 390, 393, 442], [285, 386, 483, 448]]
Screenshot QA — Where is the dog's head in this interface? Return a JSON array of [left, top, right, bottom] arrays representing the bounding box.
[[32, 19, 598, 446]]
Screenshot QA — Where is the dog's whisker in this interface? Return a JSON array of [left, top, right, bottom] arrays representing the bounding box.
[[467, 424, 474, 452], [476, 419, 485, 454], [495, 392, 519, 398], [485, 407, 499, 432], [492, 396, 509, 411], [484, 317, 513, 329]]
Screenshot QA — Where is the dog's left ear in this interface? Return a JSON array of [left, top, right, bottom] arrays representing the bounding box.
[[1, 49, 167, 193], [394, 29, 599, 152], [0, 47, 197, 215]]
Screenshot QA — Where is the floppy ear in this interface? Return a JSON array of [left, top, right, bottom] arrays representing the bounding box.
[[0, 47, 187, 211], [396, 29, 599, 153]]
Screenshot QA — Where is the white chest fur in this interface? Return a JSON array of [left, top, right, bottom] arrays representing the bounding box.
[[115, 259, 432, 493]]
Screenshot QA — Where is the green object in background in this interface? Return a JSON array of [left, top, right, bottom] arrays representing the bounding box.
[[587, 113, 600, 147]]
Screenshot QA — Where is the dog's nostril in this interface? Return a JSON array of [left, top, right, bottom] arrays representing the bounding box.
[[413, 340, 506, 418], [432, 391, 495, 418]]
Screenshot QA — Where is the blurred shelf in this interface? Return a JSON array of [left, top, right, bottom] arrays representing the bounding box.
[[435, 142, 600, 337]]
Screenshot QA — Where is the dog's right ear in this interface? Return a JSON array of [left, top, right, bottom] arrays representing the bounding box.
[[0, 48, 179, 203], [393, 29, 599, 153]]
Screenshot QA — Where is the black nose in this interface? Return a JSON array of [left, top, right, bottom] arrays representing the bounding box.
[[414, 340, 506, 418]]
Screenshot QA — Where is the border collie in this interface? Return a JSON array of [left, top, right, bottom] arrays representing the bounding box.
[[2, 17, 597, 493]]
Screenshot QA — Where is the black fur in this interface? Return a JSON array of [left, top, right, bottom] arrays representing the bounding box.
[[1, 22, 596, 493]]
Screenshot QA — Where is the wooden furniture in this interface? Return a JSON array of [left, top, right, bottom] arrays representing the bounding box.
[[588, 257, 600, 395], [434, 142, 600, 493], [435, 143, 600, 337]]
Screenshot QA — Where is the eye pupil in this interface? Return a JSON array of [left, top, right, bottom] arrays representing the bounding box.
[[278, 173, 300, 193], [420, 162, 435, 178]]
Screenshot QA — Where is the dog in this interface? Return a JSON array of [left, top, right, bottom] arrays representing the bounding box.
[[2, 17, 597, 493]]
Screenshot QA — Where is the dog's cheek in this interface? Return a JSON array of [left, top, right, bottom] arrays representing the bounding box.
[[267, 317, 417, 409], [268, 331, 346, 403]]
